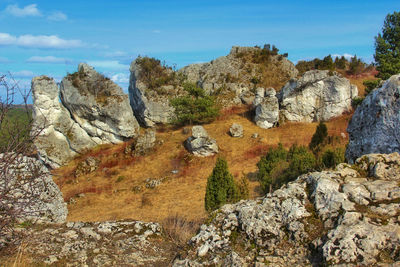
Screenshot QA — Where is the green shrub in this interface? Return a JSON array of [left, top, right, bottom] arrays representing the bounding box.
[[205, 158, 237, 212], [363, 79, 381, 96], [322, 148, 345, 169], [0, 107, 32, 152], [257, 144, 316, 194], [235, 175, 249, 201], [136, 56, 176, 92], [309, 122, 328, 153], [351, 97, 364, 108], [170, 83, 219, 125]]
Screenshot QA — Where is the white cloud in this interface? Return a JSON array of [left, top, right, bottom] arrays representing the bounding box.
[[0, 32, 84, 49], [152, 30, 161, 34], [104, 51, 128, 58], [12, 70, 35, 78], [47, 11, 67, 21], [111, 73, 129, 84], [27, 56, 71, 64], [0, 57, 11, 63], [332, 53, 354, 60], [5, 4, 42, 17], [87, 60, 129, 70]]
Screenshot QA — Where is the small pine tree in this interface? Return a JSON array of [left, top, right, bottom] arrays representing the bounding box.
[[309, 122, 328, 153], [205, 158, 237, 212]]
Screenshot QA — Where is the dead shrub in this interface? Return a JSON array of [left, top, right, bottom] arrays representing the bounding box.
[[141, 193, 152, 208], [162, 214, 202, 247]]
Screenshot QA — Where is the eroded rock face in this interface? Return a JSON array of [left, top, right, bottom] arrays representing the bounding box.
[[32, 76, 97, 168], [185, 126, 218, 157], [128, 59, 177, 127], [61, 63, 139, 143], [175, 153, 400, 266], [20, 221, 175, 266], [253, 87, 279, 129], [32, 64, 140, 168], [0, 154, 67, 224], [346, 74, 400, 163], [278, 70, 358, 123]]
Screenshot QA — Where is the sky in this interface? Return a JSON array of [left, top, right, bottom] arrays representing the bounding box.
[[0, 0, 399, 103]]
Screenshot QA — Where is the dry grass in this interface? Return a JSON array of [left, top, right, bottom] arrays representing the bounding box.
[[53, 105, 352, 224], [162, 214, 202, 248]]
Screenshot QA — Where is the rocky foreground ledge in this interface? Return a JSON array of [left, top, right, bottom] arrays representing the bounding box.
[[174, 153, 400, 266], [10, 153, 400, 266]]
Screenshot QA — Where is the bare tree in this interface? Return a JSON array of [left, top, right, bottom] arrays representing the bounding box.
[[0, 74, 49, 249]]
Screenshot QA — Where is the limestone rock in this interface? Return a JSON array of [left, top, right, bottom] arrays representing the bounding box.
[[253, 88, 279, 129], [128, 58, 177, 127], [0, 154, 67, 223], [31, 76, 97, 168], [229, 123, 243, 137], [61, 63, 139, 143], [346, 74, 400, 163], [176, 153, 400, 266], [185, 126, 218, 157], [75, 157, 100, 177], [278, 70, 358, 123]]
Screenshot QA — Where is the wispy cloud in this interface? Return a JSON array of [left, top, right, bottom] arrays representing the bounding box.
[[152, 30, 161, 34], [332, 53, 354, 60], [0, 33, 84, 49], [4, 4, 42, 17], [110, 73, 129, 84], [11, 70, 35, 78], [0, 57, 11, 63], [86, 60, 129, 70], [26, 56, 73, 64], [47, 11, 67, 21]]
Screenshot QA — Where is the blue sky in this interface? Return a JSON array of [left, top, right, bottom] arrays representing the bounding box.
[[0, 0, 399, 102]]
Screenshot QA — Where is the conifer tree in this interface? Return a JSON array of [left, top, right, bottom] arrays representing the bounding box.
[[205, 157, 237, 212]]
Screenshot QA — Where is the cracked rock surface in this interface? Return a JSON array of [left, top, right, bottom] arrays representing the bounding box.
[[174, 153, 400, 266]]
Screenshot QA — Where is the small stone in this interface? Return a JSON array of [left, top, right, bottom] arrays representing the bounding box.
[[229, 123, 244, 137]]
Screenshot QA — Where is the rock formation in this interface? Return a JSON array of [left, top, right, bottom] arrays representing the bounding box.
[[61, 63, 139, 143], [185, 126, 218, 157], [229, 123, 243, 137], [0, 154, 67, 224], [32, 64, 139, 168], [346, 74, 400, 163], [174, 153, 400, 266], [278, 70, 358, 123], [253, 87, 279, 129], [129, 46, 298, 126]]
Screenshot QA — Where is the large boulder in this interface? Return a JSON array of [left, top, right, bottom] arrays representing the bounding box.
[[61, 63, 139, 143], [32, 76, 97, 168], [32, 64, 140, 168], [175, 153, 400, 266], [253, 87, 279, 129], [185, 126, 218, 157], [128, 58, 178, 127], [0, 154, 67, 224], [346, 74, 400, 163], [278, 70, 358, 123]]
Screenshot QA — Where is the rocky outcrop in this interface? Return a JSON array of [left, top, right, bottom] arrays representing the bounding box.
[[20, 220, 176, 266], [180, 46, 298, 97], [128, 59, 178, 127], [253, 87, 279, 129], [32, 76, 97, 168], [229, 123, 243, 137], [185, 126, 218, 157], [278, 70, 358, 123], [61, 63, 139, 143], [125, 129, 157, 156], [129, 46, 298, 126], [32, 64, 139, 168], [0, 154, 67, 224], [174, 153, 400, 266], [346, 74, 400, 163]]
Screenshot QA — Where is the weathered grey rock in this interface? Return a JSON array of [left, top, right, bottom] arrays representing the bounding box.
[[0, 154, 67, 223], [229, 123, 243, 137], [75, 157, 100, 177], [31, 76, 97, 168], [278, 70, 358, 123], [134, 129, 157, 156], [253, 88, 279, 129], [346, 74, 400, 163], [61, 63, 139, 143], [185, 126, 218, 157], [128, 58, 177, 127], [176, 153, 400, 266]]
